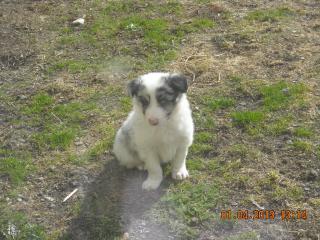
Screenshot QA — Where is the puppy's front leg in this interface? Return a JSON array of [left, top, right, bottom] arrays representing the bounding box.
[[140, 152, 163, 190], [172, 145, 189, 180]]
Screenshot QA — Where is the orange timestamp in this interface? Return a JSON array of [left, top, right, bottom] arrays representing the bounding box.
[[220, 209, 307, 221]]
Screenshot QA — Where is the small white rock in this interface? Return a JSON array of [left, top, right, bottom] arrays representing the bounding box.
[[44, 196, 55, 202], [72, 18, 85, 25]]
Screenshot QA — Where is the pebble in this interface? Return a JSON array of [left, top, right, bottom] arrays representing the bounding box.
[[191, 217, 198, 223], [75, 141, 83, 146], [306, 170, 318, 181], [281, 88, 289, 95], [70, 181, 79, 187], [17, 95, 27, 100], [49, 166, 56, 172], [44, 196, 55, 202], [231, 201, 238, 207]]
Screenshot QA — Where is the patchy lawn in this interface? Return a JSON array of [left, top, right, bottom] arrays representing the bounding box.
[[0, 0, 319, 239]]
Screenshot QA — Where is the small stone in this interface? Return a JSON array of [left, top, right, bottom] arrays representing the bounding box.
[[17, 95, 27, 100], [17, 198, 23, 202], [75, 141, 83, 146], [70, 181, 78, 187], [239, 102, 246, 106], [304, 187, 310, 191], [281, 88, 289, 95], [49, 203, 56, 209], [231, 201, 238, 207], [49, 166, 56, 172], [306, 170, 318, 181], [72, 17, 85, 25], [191, 217, 198, 223], [44, 196, 54, 202]]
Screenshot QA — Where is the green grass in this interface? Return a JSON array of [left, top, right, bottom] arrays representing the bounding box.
[[204, 97, 235, 111], [291, 140, 313, 153], [273, 184, 304, 201], [48, 59, 90, 74], [23, 92, 54, 114], [294, 127, 313, 138], [33, 125, 78, 150], [162, 181, 221, 224], [24, 93, 97, 151], [231, 111, 264, 128], [265, 116, 292, 136], [187, 158, 207, 171], [260, 82, 306, 111], [195, 132, 214, 143], [0, 206, 46, 240], [246, 7, 294, 22], [53, 101, 94, 124], [51, 1, 215, 75], [226, 231, 259, 240], [0, 154, 33, 185], [190, 143, 212, 155], [68, 123, 116, 164], [177, 18, 215, 34], [227, 144, 249, 159], [258, 170, 304, 201]]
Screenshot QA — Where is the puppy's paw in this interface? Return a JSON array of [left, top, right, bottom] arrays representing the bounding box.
[[172, 168, 189, 180], [142, 178, 162, 190]]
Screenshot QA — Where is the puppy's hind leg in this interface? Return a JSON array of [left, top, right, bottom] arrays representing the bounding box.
[[113, 130, 143, 169]]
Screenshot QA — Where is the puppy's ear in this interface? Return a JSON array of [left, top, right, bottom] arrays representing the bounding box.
[[128, 79, 141, 97], [166, 74, 188, 93]]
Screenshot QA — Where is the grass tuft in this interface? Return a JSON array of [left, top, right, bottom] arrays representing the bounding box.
[[260, 81, 306, 111], [33, 126, 78, 151], [293, 127, 313, 138], [246, 7, 294, 22], [291, 140, 313, 153], [0, 155, 32, 185], [162, 181, 221, 223], [23, 93, 54, 114], [0, 206, 46, 239], [205, 97, 235, 111], [231, 111, 264, 128]]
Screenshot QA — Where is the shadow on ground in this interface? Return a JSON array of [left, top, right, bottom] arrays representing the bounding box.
[[60, 159, 176, 240]]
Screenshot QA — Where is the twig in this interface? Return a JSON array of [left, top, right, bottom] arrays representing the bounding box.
[[51, 112, 63, 124], [250, 196, 264, 210], [62, 188, 78, 203]]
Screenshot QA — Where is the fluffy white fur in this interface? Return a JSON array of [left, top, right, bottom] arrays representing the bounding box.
[[113, 72, 194, 190]]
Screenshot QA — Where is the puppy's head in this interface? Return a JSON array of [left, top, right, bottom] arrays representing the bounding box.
[[128, 72, 188, 126]]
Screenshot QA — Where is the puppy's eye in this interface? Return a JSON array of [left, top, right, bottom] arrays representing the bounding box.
[[138, 96, 149, 107], [158, 93, 175, 103]]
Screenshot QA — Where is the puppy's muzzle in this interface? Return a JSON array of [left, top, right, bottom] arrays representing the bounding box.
[[148, 117, 159, 126]]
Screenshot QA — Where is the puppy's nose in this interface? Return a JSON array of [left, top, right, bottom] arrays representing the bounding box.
[[148, 117, 159, 126]]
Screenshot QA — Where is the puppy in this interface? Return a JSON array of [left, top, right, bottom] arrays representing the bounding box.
[[113, 72, 194, 190]]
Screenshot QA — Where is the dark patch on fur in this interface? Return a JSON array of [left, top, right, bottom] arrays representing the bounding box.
[[121, 126, 139, 159], [128, 78, 144, 97], [156, 86, 180, 116], [165, 74, 188, 94], [137, 95, 150, 115]]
